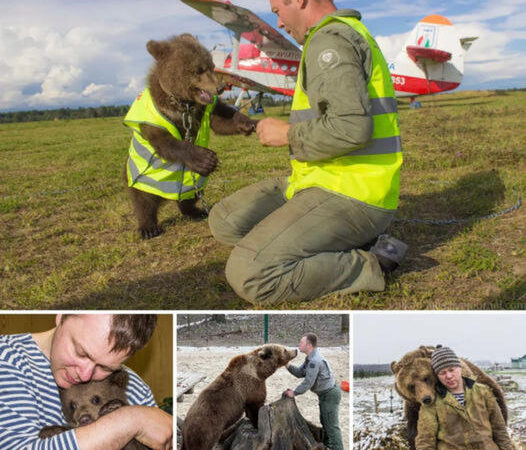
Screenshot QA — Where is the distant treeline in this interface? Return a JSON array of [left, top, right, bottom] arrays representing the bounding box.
[[0, 105, 130, 124], [354, 364, 392, 379]]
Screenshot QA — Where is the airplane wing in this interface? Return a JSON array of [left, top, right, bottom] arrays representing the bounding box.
[[181, 0, 301, 56], [215, 67, 284, 95]]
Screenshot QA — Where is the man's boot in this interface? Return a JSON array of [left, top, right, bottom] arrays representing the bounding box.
[[370, 234, 408, 273]]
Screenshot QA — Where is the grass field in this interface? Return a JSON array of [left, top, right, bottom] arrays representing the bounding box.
[[1, 90, 525, 309]]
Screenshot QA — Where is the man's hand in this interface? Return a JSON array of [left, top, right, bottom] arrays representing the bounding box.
[[75, 405, 173, 450], [283, 389, 295, 398], [132, 406, 173, 450], [256, 117, 290, 147]]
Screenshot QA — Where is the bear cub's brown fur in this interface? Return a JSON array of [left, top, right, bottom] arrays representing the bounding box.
[[39, 369, 150, 450], [391, 345, 507, 450], [182, 344, 298, 450], [126, 33, 258, 239]]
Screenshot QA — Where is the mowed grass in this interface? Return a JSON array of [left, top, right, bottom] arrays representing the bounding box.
[[1, 90, 525, 310]]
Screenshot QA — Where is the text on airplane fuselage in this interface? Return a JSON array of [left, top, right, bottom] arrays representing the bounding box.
[[391, 75, 406, 86]]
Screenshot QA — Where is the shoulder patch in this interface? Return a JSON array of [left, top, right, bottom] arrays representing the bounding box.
[[309, 362, 316, 368], [317, 48, 341, 70]]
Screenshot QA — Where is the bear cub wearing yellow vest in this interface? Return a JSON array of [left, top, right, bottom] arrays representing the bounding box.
[[124, 34, 257, 239]]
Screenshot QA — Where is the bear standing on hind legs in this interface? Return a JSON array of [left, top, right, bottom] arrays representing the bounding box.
[[182, 344, 298, 450], [124, 34, 257, 239]]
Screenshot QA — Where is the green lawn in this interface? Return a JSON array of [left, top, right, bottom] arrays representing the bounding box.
[[1, 90, 525, 309]]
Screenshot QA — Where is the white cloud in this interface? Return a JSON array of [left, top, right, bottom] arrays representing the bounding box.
[[376, 32, 410, 62], [450, 0, 526, 23]]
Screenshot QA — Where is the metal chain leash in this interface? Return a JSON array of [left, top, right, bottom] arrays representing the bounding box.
[[182, 104, 211, 214], [393, 190, 522, 225]]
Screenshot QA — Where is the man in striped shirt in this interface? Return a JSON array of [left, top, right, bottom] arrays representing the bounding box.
[[0, 314, 173, 450]]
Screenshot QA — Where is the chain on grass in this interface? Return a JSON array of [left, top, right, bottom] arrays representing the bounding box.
[[393, 190, 522, 225]]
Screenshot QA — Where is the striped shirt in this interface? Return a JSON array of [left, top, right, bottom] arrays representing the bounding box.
[[452, 392, 465, 406], [0, 333, 156, 450]]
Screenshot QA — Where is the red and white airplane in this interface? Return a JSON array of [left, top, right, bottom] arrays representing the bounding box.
[[182, 0, 477, 108]]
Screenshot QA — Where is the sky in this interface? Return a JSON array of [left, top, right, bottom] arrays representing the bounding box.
[[353, 312, 526, 364], [1, 0, 525, 112]]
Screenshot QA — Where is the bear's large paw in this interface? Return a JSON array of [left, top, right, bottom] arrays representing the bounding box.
[[140, 224, 163, 240], [181, 206, 208, 220], [184, 146, 218, 176], [99, 399, 127, 417]]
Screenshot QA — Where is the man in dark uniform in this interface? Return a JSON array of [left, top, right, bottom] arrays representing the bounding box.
[[208, 0, 407, 304], [284, 333, 343, 450]]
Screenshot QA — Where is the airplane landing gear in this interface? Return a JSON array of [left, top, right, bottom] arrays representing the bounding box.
[[409, 97, 422, 109]]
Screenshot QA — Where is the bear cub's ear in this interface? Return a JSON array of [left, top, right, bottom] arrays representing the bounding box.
[[108, 369, 129, 389], [179, 33, 199, 45], [390, 361, 399, 374], [147, 40, 171, 61]]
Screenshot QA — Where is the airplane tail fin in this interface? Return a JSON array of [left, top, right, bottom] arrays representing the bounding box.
[[392, 15, 477, 95]]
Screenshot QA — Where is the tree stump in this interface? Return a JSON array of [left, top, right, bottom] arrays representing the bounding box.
[[227, 397, 326, 450]]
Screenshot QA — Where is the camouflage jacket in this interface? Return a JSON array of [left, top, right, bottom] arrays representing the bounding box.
[[415, 377, 513, 450], [288, 9, 375, 161]]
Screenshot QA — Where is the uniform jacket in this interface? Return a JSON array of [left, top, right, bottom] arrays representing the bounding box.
[[415, 377, 513, 450], [288, 9, 374, 161], [287, 348, 335, 395], [286, 9, 402, 210]]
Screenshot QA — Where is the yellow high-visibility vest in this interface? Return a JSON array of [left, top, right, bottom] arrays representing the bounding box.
[[287, 14, 402, 210], [124, 87, 217, 200]]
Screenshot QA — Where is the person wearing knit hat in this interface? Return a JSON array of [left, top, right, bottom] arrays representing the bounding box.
[[415, 345, 512, 449], [431, 345, 461, 374]]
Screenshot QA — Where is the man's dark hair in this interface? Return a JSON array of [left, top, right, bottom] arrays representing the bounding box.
[[304, 332, 317, 347], [61, 314, 157, 356]]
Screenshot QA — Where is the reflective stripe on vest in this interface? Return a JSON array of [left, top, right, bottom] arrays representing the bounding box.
[[123, 87, 216, 200], [287, 15, 402, 210]]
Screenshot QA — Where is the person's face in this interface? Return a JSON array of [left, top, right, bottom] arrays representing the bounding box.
[[50, 315, 130, 389], [437, 365, 463, 393], [298, 336, 310, 354], [270, 0, 307, 45]]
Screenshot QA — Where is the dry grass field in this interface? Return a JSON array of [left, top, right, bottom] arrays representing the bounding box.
[[1, 90, 525, 309]]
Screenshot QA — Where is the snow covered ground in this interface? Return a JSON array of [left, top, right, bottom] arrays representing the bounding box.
[[353, 373, 526, 449]]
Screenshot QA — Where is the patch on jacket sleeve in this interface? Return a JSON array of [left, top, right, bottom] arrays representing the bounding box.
[[309, 362, 316, 368], [317, 49, 341, 69]]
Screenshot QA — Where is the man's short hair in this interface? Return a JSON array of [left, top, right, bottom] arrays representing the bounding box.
[[304, 332, 317, 347], [61, 314, 157, 356]]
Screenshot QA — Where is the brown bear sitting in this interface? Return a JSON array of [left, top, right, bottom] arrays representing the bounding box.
[[391, 345, 507, 450], [39, 369, 150, 450], [124, 33, 258, 239], [181, 344, 298, 450]]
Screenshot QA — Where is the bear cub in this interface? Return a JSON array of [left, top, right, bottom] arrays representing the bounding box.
[[39, 369, 150, 450], [124, 33, 258, 239]]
